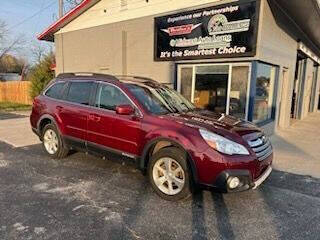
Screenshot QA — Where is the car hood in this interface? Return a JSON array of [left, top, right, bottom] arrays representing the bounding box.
[[162, 109, 262, 137]]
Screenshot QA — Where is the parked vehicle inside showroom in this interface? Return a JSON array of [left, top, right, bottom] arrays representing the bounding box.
[[30, 73, 273, 201]]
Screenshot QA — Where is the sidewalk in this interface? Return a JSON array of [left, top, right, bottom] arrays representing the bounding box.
[[271, 112, 320, 178], [0, 111, 40, 148]]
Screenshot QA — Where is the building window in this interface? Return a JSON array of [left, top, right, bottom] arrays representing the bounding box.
[[177, 63, 251, 120], [253, 63, 277, 123], [230, 65, 250, 119]]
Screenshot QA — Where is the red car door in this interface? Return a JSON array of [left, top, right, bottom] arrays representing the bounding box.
[[87, 82, 142, 158], [57, 81, 94, 148]]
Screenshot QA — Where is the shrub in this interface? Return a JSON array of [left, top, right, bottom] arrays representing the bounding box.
[[28, 52, 55, 99]]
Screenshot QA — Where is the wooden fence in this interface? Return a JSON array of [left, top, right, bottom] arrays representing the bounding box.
[[0, 81, 32, 105]]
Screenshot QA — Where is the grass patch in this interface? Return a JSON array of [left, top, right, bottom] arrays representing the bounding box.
[[0, 101, 31, 111]]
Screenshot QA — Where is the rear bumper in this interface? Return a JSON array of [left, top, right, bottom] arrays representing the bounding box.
[[213, 165, 272, 193]]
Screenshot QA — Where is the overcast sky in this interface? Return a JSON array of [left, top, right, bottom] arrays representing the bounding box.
[[0, 0, 60, 62]]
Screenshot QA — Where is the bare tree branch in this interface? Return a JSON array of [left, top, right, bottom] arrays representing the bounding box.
[[0, 20, 8, 42], [0, 19, 26, 71], [0, 34, 25, 61], [30, 43, 46, 64]]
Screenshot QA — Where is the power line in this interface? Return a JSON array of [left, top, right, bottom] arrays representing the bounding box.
[[34, 0, 46, 34], [7, 0, 56, 32]]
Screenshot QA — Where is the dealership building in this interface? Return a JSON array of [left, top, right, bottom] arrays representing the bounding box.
[[38, 0, 320, 134]]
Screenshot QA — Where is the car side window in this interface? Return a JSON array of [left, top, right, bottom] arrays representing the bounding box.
[[45, 82, 66, 99], [95, 84, 132, 111], [66, 82, 93, 105]]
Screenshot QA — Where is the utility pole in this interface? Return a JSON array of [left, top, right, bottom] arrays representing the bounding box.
[[59, 0, 64, 18]]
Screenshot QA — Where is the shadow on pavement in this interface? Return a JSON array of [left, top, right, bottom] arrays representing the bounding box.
[[0, 111, 27, 120], [192, 191, 208, 240], [211, 193, 235, 240]]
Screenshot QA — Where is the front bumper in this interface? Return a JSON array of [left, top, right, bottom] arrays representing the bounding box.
[[214, 165, 273, 193], [252, 166, 272, 189]]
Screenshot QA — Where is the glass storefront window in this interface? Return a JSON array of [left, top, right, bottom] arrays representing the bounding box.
[[230, 66, 250, 119], [179, 67, 193, 101], [253, 63, 276, 123], [194, 65, 229, 113], [177, 63, 251, 120]]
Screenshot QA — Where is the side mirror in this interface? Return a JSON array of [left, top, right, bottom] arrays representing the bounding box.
[[115, 104, 135, 115]]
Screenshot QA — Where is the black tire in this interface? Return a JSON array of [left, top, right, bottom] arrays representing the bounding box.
[[42, 123, 69, 159], [148, 147, 193, 201]]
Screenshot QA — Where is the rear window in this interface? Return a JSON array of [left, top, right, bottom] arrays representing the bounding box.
[[66, 82, 93, 105], [45, 82, 66, 99]]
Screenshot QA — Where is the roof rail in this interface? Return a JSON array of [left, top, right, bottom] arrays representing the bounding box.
[[57, 72, 118, 81], [115, 75, 151, 80], [115, 75, 158, 82]]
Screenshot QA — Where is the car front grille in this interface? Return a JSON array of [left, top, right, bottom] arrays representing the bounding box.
[[247, 133, 273, 161]]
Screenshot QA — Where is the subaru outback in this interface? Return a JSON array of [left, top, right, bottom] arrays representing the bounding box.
[[30, 73, 273, 201]]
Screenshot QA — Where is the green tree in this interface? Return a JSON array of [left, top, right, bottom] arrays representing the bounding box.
[[0, 54, 26, 74], [28, 52, 55, 99]]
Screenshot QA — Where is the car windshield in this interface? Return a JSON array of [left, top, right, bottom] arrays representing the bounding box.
[[125, 82, 195, 115]]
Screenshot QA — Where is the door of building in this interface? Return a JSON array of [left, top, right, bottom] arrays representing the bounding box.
[[291, 56, 307, 120], [177, 63, 250, 120], [309, 65, 318, 113], [278, 68, 289, 126]]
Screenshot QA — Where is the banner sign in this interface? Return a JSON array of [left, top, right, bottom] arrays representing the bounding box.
[[154, 0, 259, 61]]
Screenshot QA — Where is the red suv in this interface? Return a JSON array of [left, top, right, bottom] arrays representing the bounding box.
[[30, 73, 273, 201]]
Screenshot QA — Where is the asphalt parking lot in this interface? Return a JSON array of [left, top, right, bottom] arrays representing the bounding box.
[[1, 138, 320, 240]]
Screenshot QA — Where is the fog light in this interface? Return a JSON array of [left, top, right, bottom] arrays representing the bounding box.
[[228, 177, 240, 189]]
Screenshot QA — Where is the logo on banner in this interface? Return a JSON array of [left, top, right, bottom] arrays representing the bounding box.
[[161, 23, 202, 36], [208, 14, 250, 35]]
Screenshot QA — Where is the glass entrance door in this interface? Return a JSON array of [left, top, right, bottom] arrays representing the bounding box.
[[177, 63, 250, 119], [194, 65, 230, 114]]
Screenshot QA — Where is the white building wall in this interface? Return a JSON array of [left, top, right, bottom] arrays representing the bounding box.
[[58, 0, 234, 34], [315, 67, 320, 112], [54, 16, 174, 83], [54, 0, 249, 83], [256, 0, 298, 129]]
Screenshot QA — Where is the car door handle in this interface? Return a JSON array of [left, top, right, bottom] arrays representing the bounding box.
[[89, 114, 101, 122], [56, 106, 63, 112]]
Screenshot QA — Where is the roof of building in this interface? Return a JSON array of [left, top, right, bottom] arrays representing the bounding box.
[[266, 0, 320, 57], [37, 0, 101, 42]]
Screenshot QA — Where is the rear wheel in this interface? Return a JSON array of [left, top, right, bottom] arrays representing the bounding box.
[[148, 147, 193, 201], [42, 124, 69, 159]]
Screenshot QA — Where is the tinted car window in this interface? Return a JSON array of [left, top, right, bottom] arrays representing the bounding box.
[[126, 83, 195, 115], [45, 82, 66, 99], [66, 82, 93, 105], [95, 84, 131, 111]]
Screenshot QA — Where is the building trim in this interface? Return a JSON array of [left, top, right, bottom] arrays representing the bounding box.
[[37, 0, 101, 41]]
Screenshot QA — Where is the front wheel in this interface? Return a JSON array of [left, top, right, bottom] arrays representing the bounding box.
[[148, 147, 193, 201], [42, 124, 69, 159]]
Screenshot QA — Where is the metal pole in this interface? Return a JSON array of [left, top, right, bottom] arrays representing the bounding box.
[[59, 0, 64, 18]]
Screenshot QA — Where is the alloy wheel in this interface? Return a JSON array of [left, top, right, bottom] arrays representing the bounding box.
[[152, 157, 185, 195], [43, 129, 59, 155]]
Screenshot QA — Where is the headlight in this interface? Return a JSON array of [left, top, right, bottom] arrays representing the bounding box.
[[199, 129, 249, 155]]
